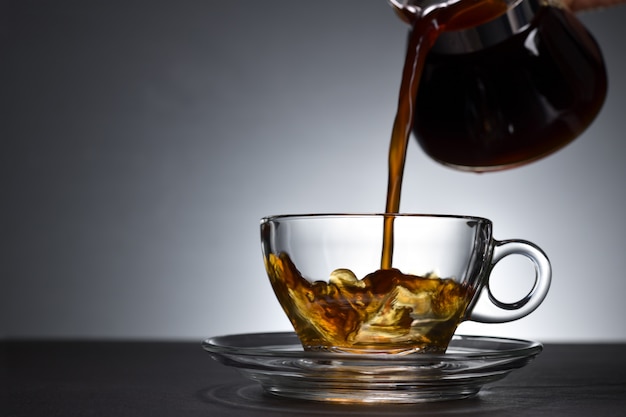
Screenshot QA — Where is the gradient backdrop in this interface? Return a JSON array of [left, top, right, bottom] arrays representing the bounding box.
[[3, 0, 626, 342]]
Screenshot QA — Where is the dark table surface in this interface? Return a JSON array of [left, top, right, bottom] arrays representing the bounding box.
[[2, 339, 626, 417]]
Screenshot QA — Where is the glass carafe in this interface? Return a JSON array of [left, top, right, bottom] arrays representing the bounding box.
[[388, 0, 607, 171]]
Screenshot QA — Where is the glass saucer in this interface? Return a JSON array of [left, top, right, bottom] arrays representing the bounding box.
[[203, 332, 542, 403]]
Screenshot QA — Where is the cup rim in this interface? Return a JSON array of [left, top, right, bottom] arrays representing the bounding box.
[[261, 213, 492, 223]]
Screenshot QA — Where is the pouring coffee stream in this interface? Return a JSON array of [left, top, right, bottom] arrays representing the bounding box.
[[381, 0, 607, 269]]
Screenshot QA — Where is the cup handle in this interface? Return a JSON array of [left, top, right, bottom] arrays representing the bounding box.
[[469, 239, 552, 323]]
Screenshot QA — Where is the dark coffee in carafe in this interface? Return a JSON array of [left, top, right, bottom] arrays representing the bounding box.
[[412, 2, 607, 171]]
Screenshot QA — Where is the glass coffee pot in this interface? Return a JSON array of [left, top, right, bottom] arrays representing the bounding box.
[[388, 0, 607, 172]]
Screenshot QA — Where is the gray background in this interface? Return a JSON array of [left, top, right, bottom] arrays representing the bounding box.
[[3, 0, 625, 342]]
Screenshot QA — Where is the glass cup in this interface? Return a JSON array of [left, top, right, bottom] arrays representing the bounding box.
[[261, 214, 551, 354]]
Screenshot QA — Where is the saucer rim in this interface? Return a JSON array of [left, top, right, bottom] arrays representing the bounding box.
[[202, 331, 543, 361]]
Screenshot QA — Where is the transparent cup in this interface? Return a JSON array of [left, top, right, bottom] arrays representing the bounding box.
[[261, 214, 551, 354]]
